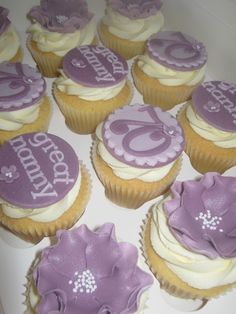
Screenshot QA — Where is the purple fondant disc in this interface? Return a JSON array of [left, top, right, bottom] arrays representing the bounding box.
[[192, 81, 236, 132], [0, 132, 79, 208], [63, 45, 129, 87]]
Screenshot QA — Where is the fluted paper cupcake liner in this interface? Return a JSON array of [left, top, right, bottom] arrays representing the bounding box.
[[98, 22, 146, 60], [53, 81, 133, 134], [92, 141, 182, 209], [140, 210, 236, 299], [10, 47, 24, 63], [177, 105, 236, 174], [132, 61, 200, 110], [0, 96, 52, 147], [0, 163, 91, 243]]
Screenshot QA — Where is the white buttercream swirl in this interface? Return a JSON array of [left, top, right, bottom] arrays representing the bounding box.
[[0, 101, 41, 131], [102, 7, 164, 42], [0, 25, 20, 62], [150, 198, 236, 289], [27, 21, 95, 56], [0, 170, 81, 222], [137, 54, 206, 86], [55, 70, 127, 101], [186, 105, 236, 148], [96, 124, 175, 182]]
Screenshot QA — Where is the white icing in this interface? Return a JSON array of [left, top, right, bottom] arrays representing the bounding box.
[[0, 25, 21, 62], [0, 170, 81, 222], [102, 7, 164, 42], [27, 21, 95, 56], [96, 123, 175, 182], [186, 105, 236, 148], [137, 54, 206, 86], [55, 70, 127, 101], [0, 101, 41, 131], [150, 198, 236, 289]]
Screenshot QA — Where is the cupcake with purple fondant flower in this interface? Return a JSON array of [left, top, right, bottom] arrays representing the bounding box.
[[132, 31, 208, 109], [26, 223, 153, 313], [0, 6, 23, 63], [27, 0, 96, 77], [98, 0, 164, 60], [143, 172, 236, 299]]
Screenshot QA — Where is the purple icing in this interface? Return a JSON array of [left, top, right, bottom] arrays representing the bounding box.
[[108, 0, 162, 19], [0, 132, 79, 209], [164, 172, 236, 259], [147, 31, 207, 71], [28, 0, 94, 33], [192, 81, 236, 132], [63, 45, 128, 88], [33, 223, 153, 314], [0, 6, 10, 36], [102, 104, 185, 168], [0, 62, 46, 112]]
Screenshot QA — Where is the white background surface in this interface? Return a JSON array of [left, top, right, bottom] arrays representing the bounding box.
[[0, 1, 236, 313]]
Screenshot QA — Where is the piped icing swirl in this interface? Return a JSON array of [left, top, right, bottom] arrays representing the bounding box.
[[164, 172, 236, 259], [33, 223, 153, 314], [0, 132, 79, 209], [0, 6, 10, 35], [146, 31, 207, 71], [0, 62, 46, 112], [27, 0, 94, 33], [102, 104, 185, 168], [108, 0, 163, 19]]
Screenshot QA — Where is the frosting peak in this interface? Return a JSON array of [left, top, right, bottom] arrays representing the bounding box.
[[0, 6, 10, 36], [28, 0, 94, 33], [108, 0, 163, 19], [165, 172, 236, 259], [34, 223, 153, 314]]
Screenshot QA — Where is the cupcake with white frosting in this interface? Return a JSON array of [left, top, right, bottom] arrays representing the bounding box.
[[27, 0, 96, 77], [0, 6, 23, 63], [132, 31, 207, 110], [98, 0, 164, 60]]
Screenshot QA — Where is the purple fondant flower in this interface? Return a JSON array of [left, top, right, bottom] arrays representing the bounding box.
[[27, 0, 94, 33], [34, 223, 153, 314], [0, 6, 10, 36], [108, 0, 162, 19], [164, 172, 236, 259], [0, 165, 19, 183]]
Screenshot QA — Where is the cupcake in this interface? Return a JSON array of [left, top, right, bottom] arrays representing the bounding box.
[[132, 31, 208, 110], [53, 45, 133, 134], [98, 0, 164, 60], [26, 223, 153, 313], [177, 81, 236, 174], [0, 62, 52, 146], [0, 6, 23, 63], [27, 0, 96, 77], [92, 103, 184, 209], [143, 172, 236, 299], [0, 132, 91, 242]]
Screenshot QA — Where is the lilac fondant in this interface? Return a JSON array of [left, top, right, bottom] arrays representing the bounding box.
[[28, 0, 93, 33], [102, 104, 185, 168], [192, 81, 236, 132], [0, 132, 79, 208], [147, 31, 207, 71], [164, 172, 236, 259], [0, 6, 10, 36], [63, 45, 128, 87], [108, 0, 162, 19], [33, 223, 153, 314], [0, 62, 46, 112]]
